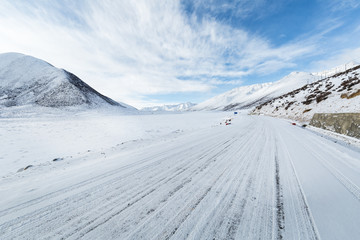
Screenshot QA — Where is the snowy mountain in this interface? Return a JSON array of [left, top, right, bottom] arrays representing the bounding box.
[[0, 52, 133, 109], [192, 72, 318, 111], [141, 102, 196, 112], [252, 64, 360, 122]]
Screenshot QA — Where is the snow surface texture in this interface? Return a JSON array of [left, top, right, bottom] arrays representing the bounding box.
[[1, 112, 360, 239], [141, 102, 196, 112], [192, 72, 319, 111], [252, 65, 360, 122], [0, 52, 133, 110], [0, 111, 226, 176]]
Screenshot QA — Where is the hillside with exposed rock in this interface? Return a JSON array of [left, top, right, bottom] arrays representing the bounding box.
[[252, 65, 360, 122], [192, 72, 318, 111]]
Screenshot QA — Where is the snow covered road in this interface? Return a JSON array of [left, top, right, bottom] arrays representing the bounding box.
[[1, 114, 360, 239]]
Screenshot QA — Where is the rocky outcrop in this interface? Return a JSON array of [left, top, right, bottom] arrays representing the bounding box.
[[310, 113, 360, 139]]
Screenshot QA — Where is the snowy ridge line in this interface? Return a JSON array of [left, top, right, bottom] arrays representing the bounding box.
[[312, 61, 360, 83], [276, 131, 321, 240], [0, 128, 239, 238]]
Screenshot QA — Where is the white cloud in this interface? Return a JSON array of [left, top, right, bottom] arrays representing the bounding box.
[[0, 0, 315, 107], [311, 48, 360, 72], [323, 0, 360, 12]]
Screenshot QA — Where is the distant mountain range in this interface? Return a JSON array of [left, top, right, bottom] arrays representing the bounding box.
[[192, 62, 359, 112], [192, 72, 319, 111], [141, 102, 196, 112], [2, 52, 358, 120], [0, 52, 134, 110]]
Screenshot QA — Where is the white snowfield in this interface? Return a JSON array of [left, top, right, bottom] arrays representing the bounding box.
[[1, 113, 360, 239]]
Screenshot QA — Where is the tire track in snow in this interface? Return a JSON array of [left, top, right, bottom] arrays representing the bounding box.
[[126, 127, 261, 240], [274, 147, 285, 239], [0, 129, 237, 239], [57, 132, 243, 239], [162, 171, 226, 240], [0, 127, 235, 219], [234, 123, 276, 239], [224, 125, 270, 240], [303, 142, 360, 202], [117, 136, 245, 239], [3, 116, 346, 239], [224, 177, 253, 240], [276, 132, 320, 240], [72, 137, 239, 240]]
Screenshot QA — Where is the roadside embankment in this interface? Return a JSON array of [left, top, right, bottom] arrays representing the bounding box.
[[310, 113, 360, 139]]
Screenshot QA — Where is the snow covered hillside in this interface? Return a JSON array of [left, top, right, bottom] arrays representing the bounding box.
[[141, 102, 196, 112], [0, 53, 133, 110], [192, 72, 318, 111], [252, 64, 360, 122]]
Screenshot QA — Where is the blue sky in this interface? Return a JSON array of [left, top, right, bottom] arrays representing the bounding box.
[[0, 0, 360, 108]]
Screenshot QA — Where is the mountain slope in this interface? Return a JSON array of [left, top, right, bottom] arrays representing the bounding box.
[[192, 72, 318, 111], [0, 52, 133, 109], [141, 102, 196, 112], [252, 64, 360, 122]]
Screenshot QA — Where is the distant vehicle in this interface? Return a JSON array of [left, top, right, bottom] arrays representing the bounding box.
[[234, 112, 238, 115], [224, 118, 232, 125], [291, 123, 296, 125]]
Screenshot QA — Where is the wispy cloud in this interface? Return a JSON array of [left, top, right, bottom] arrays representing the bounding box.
[[311, 47, 360, 71], [183, 0, 287, 21], [323, 0, 360, 12], [0, 0, 327, 107]]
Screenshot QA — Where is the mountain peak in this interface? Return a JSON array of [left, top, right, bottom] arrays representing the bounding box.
[[0, 53, 133, 109]]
